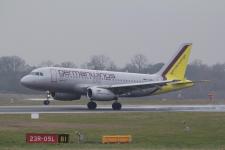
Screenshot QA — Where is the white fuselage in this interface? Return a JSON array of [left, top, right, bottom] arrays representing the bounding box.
[[21, 67, 162, 97]]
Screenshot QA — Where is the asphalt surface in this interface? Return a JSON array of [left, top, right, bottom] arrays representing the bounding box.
[[1, 105, 225, 114]]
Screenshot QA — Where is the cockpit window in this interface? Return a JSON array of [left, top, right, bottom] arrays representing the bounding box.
[[30, 72, 44, 76]]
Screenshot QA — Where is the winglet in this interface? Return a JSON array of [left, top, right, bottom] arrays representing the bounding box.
[[158, 43, 192, 81]]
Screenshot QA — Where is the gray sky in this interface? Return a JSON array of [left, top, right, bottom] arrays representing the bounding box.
[[0, 0, 225, 66]]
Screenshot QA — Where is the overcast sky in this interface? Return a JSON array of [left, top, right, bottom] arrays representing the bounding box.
[[0, 0, 224, 66]]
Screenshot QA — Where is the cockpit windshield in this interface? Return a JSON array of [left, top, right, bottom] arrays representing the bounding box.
[[30, 72, 44, 76]]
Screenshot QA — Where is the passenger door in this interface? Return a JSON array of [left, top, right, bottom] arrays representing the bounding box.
[[50, 69, 57, 83]]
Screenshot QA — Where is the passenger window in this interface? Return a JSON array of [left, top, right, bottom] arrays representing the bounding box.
[[40, 72, 44, 76]]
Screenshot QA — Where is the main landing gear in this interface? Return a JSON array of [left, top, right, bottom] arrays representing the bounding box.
[[87, 101, 122, 110], [43, 91, 51, 105], [87, 101, 97, 110], [112, 102, 122, 110]]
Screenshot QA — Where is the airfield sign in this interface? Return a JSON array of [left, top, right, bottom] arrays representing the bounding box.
[[26, 133, 70, 144]]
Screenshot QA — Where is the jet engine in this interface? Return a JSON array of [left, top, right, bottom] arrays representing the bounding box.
[[87, 87, 117, 101], [51, 92, 81, 101]]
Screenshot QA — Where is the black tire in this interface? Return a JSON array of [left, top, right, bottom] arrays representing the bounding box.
[[87, 101, 97, 110], [43, 100, 50, 105], [112, 102, 122, 110]]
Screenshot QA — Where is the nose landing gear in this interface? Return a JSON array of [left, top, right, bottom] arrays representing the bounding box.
[[43, 100, 50, 105], [43, 91, 51, 105]]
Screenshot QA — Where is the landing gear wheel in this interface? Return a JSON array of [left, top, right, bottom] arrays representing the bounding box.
[[87, 101, 97, 110], [43, 91, 51, 105], [43, 100, 50, 105], [112, 102, 122, 110]]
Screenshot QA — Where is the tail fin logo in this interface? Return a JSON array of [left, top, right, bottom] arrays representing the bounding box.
[[159, 44, 192, 81], [170, 54, 186, 75]]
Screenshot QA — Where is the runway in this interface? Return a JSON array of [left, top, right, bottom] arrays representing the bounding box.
[[1, 105, 225, 114]]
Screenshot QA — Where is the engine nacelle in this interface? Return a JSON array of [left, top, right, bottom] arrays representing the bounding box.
[[87, 87, 117, 101], [51, 92, 81, 101]]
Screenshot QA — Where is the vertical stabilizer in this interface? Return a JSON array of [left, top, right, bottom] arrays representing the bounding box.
[[158, 43, 192, 80]]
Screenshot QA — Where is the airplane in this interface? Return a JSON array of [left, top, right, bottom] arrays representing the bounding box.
[[20, 43, 200, 110]]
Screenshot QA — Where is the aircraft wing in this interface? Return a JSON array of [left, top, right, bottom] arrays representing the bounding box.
[[99, 80, 178, 95]]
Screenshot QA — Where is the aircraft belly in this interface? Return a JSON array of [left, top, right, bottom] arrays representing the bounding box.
[[48, 80, 75, 93]]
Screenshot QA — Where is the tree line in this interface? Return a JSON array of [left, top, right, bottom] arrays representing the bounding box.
[[0, 55, 224, 99]]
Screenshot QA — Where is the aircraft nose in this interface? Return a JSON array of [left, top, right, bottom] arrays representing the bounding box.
[[20, 76, 30, 86]]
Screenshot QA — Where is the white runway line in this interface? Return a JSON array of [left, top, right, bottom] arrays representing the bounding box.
[[0, 105, 225, 114]]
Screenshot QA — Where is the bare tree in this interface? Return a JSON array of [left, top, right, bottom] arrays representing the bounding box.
[[145, 63, 164, 74], [0, 56, 28, 73], [131, 54, 148, 73], [107, 61, 118, 71], [86, 55, 109, 70], [60, 61, 77, 68], [39, 60, 55, 67], [0, 56, 33, 92], [124, 54, 148, 73]]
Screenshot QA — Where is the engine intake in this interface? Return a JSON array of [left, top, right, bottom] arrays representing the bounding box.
[[87, 87, 117, 101]]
